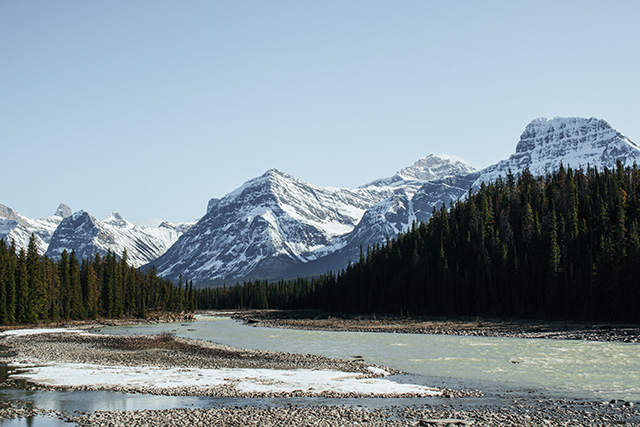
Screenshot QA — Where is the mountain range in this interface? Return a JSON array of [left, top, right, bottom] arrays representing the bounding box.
[[0, 205, 194, 267], [2, 117, 639, 286]]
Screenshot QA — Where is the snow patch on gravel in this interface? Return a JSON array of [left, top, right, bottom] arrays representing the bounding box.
[[10, 362, 440, 396], [0, 328, 87, 336]]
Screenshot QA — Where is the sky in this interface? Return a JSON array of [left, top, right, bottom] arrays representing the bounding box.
[[2, 1, 639, 225]]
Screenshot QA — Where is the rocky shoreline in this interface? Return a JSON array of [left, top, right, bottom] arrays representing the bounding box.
[[66, 401, 640, 427], [231, 309, 640, 342], [0, 311, 196, 334], [1, 398, 638, 426]]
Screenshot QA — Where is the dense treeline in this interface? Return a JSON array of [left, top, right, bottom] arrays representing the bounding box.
[[0, 236, 194, 325], [195, 275, 332, 311], [197, 164, 640, 322]]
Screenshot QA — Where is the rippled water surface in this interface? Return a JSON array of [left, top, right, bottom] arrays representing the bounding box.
[[102, 316, 640, 401]]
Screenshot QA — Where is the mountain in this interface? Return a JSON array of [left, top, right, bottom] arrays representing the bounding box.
[[7, 117, 637, 287], [410, 117, 640, 222], [151, 116, 640, 287], [471, 117, 640, 188], [149, 156, 477, 286], [0, 203, 72, 254], [45, 211, 194, 267]]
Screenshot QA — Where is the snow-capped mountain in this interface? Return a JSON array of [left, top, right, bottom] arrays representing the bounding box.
[[470, 117, 640, 188], [45, 211, 194, 267], [0, 203, 72, 253], [151, 116, 639, 287], [149, 156, 477, 286], [356, 117, 640, 256], [365, 154, 476, 189], [7, 116, 637, 287]]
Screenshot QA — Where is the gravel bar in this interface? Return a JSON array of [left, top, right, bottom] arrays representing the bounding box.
[[231, 309, 640, 342]]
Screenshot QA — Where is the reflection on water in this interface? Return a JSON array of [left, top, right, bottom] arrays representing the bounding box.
[[0, 416, 70, 427], [102, 316, 640, 401]]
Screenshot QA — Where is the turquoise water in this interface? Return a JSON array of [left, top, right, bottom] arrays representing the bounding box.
[[101, 315, 640, 402]]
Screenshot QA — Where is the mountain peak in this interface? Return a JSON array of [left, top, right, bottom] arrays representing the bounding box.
[[54, 203, 72, 218], [518, 116, 640, 154], [261, 168, 294, 183], [473, 116, 640, 188], [72, 210, 90, 220], [104, 212, 132, 228], [397, 154, 476, 181]]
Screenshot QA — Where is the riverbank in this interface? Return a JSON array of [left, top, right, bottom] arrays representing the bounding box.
[[230, 309, 640, 342], [68, 402, 640, 427], [0, 311, 195, 333]]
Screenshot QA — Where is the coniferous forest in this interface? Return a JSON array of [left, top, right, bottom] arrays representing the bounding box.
[[0, 236, 194, 325], [196, 164, 640, 322]]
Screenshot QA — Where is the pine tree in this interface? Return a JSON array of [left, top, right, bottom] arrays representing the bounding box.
[[59, 250, 71, 319], [4, 240, 17, 323], [26, 234, 46, 321], [15, 248, 28, 322], [69, 251, 84, 319], [0, 240, 8, 324]]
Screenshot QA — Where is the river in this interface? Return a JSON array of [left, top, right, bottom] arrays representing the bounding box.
[[102, 315, 640, 402], [1, 314, 639, 426]]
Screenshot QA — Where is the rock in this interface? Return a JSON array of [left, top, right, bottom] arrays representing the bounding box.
[[419, 419, 474, 426]]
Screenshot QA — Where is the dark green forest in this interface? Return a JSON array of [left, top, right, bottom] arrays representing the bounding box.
[[0, 236, 194, 325], [196, 164, 640, 322]]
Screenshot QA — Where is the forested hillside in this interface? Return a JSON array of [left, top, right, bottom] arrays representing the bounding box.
[[197, 164, 640, 322], [0, 236, 194, 325]]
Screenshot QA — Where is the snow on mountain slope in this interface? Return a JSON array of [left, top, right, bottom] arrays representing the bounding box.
[[150, 156, 476, 286], [149, 169, 392, 285], [365, 154, 476, 189], [0, 203, 72, 253], [288, 117, 640, 284], [46, 211, 194, 267], [472, 117, 640, 188], [9, 117, 637, 287], [404, 117, 640, 232]]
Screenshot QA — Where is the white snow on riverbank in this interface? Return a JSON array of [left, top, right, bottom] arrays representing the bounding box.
[[0, 328, 87, 336], [9, 362, 440, 396]]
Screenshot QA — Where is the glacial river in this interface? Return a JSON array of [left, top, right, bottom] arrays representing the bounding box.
[[102, 315, 640, 402], [1, 315, 639, 426]]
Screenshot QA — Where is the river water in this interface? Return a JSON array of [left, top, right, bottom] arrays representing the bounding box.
[[102, 315, 640, 402], [1, 315, 639, 426]]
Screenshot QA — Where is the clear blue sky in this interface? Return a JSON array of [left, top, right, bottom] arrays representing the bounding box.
[[2, 1, 639, 225]]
